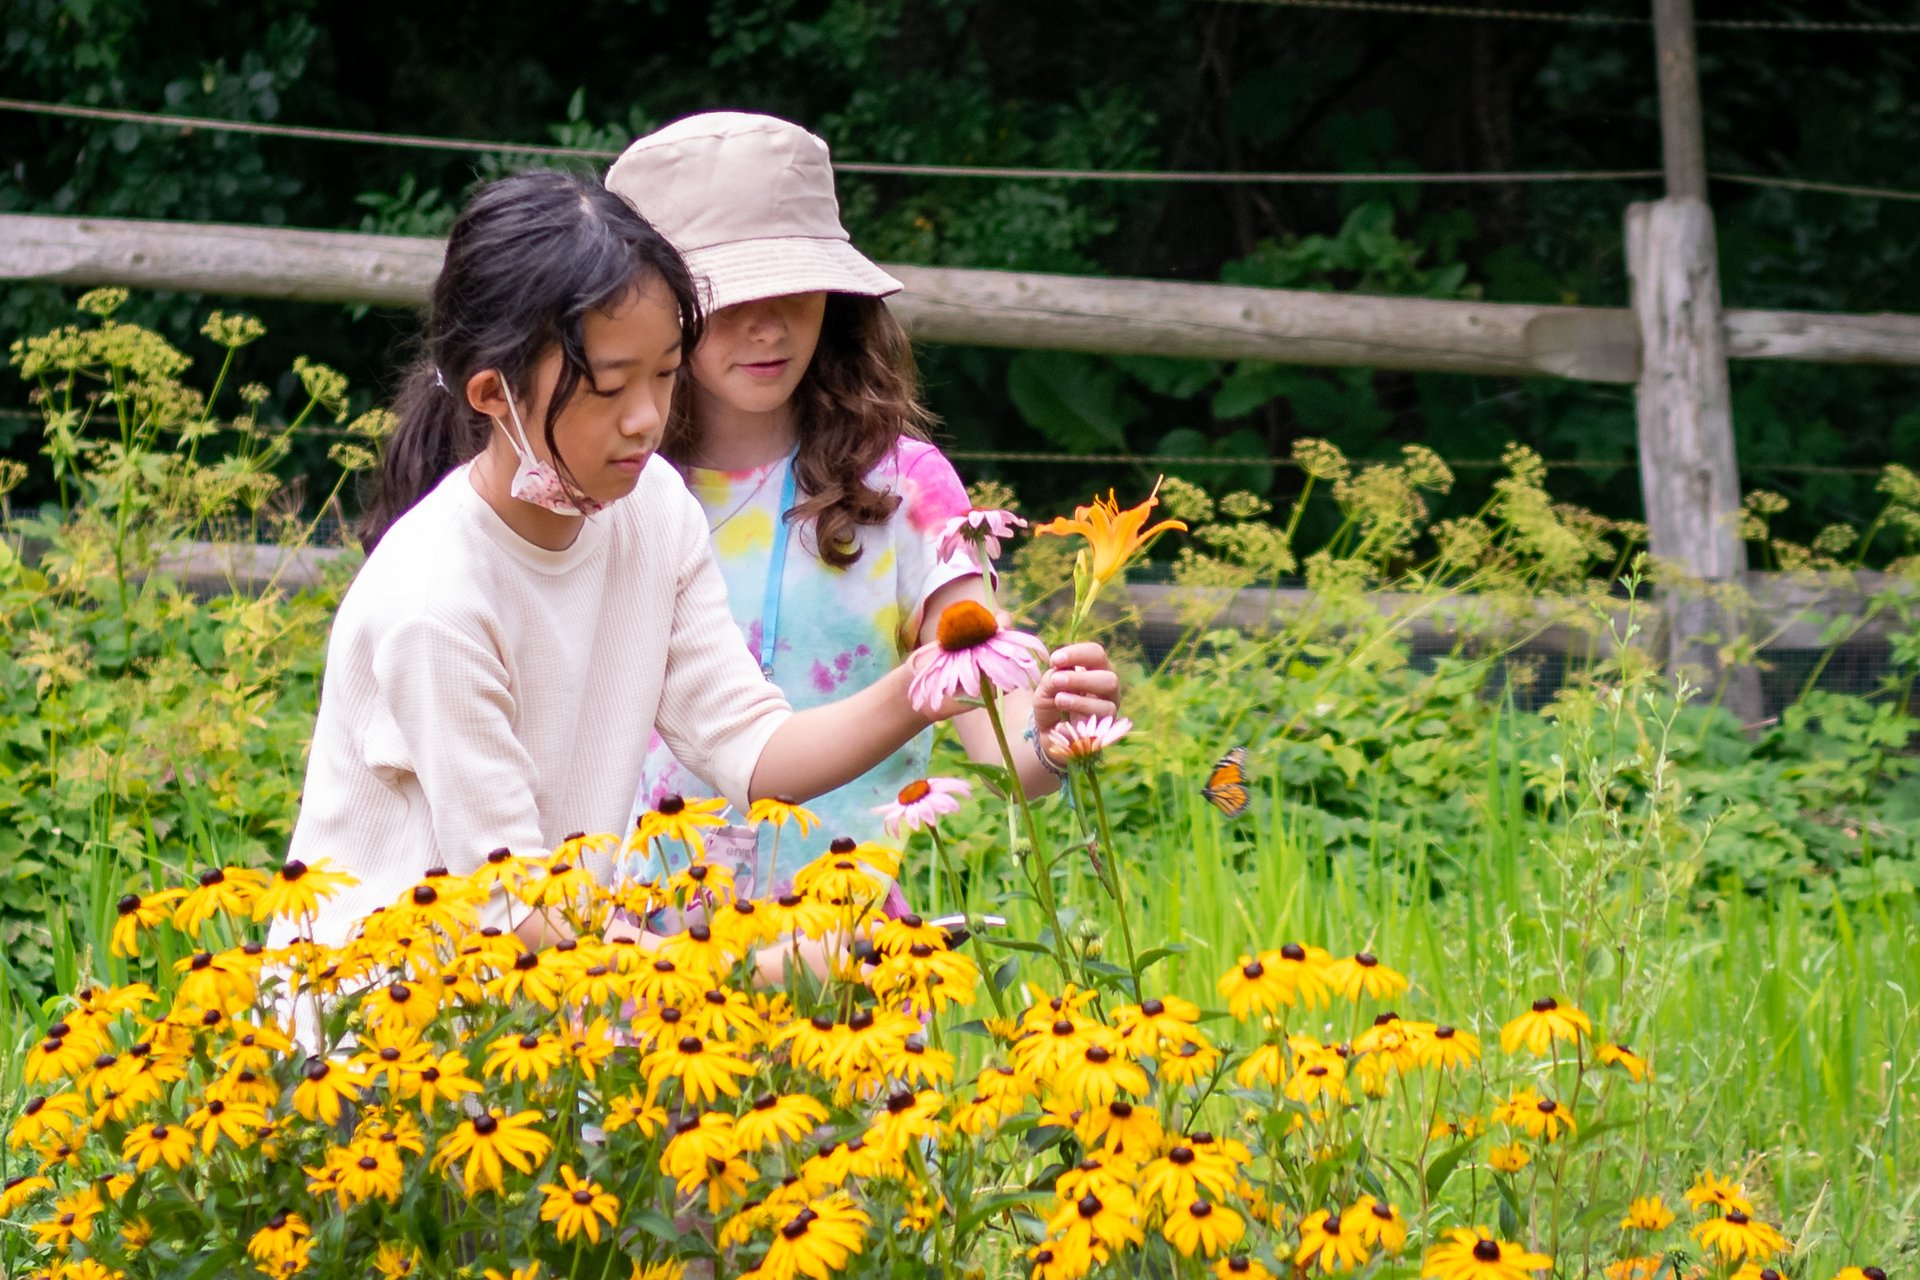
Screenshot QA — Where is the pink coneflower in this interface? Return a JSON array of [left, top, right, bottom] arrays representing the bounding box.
[[908, 601, 1050, 715], [937, 508, 1027, 573], [875, 777, 973, 837], [1047, 714, 1133, 761]]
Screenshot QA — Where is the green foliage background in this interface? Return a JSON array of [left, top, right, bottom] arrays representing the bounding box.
[[2, 0, 1918, 538]]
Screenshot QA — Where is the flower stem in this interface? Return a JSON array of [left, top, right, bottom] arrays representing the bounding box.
[[1080, 765, 1141, 1000], [980, 685, 1072, 983]]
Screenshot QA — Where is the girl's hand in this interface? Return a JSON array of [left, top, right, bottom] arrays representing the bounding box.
[[1030, 642, 1121, 738]]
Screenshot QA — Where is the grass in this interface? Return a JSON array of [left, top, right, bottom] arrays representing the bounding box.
[[927, 688, 1920, 1273]]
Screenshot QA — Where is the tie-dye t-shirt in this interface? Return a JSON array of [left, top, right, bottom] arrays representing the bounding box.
[[627, 437, 976, 890]]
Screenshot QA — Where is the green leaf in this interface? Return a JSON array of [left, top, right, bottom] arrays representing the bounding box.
[[957, 1188, 1045, 1236], [978, 935, 1053, 956], [1007, 351, 1141, 453], [1424, 1141, 1472, 1198]]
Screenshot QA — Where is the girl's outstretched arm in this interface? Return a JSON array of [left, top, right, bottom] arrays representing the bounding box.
[[746, 663, 929, 801]]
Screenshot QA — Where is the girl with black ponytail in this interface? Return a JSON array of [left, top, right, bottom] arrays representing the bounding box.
[[274, 170, 1082, 956]]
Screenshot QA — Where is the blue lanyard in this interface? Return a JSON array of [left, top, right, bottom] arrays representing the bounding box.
[[758, 456, 798, 678]]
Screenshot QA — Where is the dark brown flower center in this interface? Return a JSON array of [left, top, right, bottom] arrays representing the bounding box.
[[1474, 1240, 1501, 1262], [657, 796, 686, 815], [472, 1113, 499, 1136], [1532, 997, 1557, 1012], [572, 1189, 594, 1205], [937, 600, 1000, 651]]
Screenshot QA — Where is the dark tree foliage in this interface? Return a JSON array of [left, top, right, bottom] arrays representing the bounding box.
[[3, 0, 1915, 540]]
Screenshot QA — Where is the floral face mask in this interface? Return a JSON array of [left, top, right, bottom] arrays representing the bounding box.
[[493, 379, 611, 517]]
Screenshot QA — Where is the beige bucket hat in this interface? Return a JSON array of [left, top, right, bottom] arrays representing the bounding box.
[[605, 111, 902, 315]]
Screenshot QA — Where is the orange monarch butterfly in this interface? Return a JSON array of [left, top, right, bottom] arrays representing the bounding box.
[[1200, 746, 1251, 818]]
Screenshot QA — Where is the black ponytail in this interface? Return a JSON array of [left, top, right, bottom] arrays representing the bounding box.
[[358, 170, 702, 550]]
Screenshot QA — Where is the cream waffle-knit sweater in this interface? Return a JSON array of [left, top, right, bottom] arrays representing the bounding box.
[[272, 461, 790, 948]]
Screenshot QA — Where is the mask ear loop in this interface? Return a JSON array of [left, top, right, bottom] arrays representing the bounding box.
[[494, 376, 541, 458]]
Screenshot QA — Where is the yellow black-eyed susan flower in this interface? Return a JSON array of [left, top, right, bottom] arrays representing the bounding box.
[[1074, 1098, 1164, 1157], [29, 1185, 103, 1249], [538, 1165, 620, 1244], [1352, 1196, 1408, 1252], [1684, 1170, 1754, 1216], [122, 1121, 195, 1172], [1139, 1141, 1238, 1213], [332, 1138, 405, 1205], [111, 889, 184, 958], [486, 948, 567, 1010], [7, 1092, 87, 1149], [1494, 1087, 1576, 1142], [632, 795, 728, 855], [1421, 1229, 1553, 1280], [184, 1097, 267, 1153], [1045, 1184, 1146, 1261], [1598, 1041, 1651, 1082], [371, 1243, 423, 1278], [291, 1058, 365, 1125], [1030, 1238, 1089, 1280], [1499, 996, 1591, 1056], [430, 1109, 554, 1195], [1297, 1208, 1372, 1273], [1622, 1195, 1676, 1231], [865, 1088, 945, 1157], [0, 1174, 52, 1215], [484, 1030, 566, 1084], [1055, 1037, 1149, 1107], [735, 1093, 830, 1153], [1413, 1023, 1482, 1071], [756, 1194, 871, 1280], [1159, 1037, 1222, 1088], [1325, 951, 1409, 1002], [1114, 995, 1204, 1054], [173, 865, 270, 934], [642, 1033, 757, 1106], [1164, 1199, 1246, 1258], [1215, 1256, 1279, 1280], [600, 1090, 668, 1138], [253, 857, 359, 922], [1488, 1143, 1531, 1173], [1694, 1210, 1789, 1261], [251, 1212, 314, 1274]]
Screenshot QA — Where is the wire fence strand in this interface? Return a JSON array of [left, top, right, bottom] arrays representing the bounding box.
[[0, 98, 1659, 185], [5, 98, 1915, 201], [1210, 0, 1920, 32], [0, 411, 1885, 475]]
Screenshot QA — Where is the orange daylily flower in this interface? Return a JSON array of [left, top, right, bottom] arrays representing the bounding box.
[[1034, 481, 1187, 587]]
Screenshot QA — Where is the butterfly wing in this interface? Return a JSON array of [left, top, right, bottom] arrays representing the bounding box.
[[1201, 746, 1251, 818]]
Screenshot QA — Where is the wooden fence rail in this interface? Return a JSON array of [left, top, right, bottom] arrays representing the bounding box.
[[4, 213, 1918, 383]]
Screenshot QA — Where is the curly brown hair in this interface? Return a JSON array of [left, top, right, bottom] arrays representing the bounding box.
[[661, 294, 934, 568]]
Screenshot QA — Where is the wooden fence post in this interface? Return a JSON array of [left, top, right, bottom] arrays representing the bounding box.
[[1630, 0, 1763, 722]]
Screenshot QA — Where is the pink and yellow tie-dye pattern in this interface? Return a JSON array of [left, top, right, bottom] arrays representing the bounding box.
[[628, 438, 975, 887]]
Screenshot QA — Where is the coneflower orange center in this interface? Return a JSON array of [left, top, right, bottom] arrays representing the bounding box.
[[897, 779, 932, 804], [936, 600, 1000, 651]]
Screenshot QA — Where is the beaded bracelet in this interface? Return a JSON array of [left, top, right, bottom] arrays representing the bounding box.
[[1023, 711, 1071, 780]]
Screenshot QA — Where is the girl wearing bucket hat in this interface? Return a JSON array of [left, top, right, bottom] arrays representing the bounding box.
[[605, 111, 1120, 900]]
